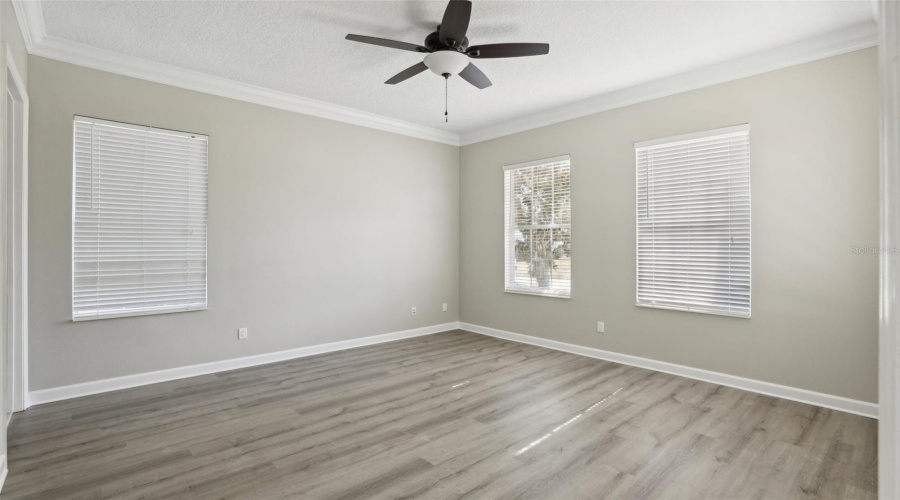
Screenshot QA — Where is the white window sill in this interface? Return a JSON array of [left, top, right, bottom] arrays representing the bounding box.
[[636, 303, 750, 318], [73, 305, 208, 322], [504, 287, 570, 299]]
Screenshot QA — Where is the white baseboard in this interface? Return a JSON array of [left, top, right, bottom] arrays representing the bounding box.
[[28, 320, 877, 419], [29, 322, 461, 405], [0, 454, 7, 494], [460, 322, 879, 419]]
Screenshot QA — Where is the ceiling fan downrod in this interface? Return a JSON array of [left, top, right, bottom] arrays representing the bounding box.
[[444, 73, 450, 123]]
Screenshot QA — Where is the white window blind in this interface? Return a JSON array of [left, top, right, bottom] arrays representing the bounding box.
[[504, 155, 571, 298], [635, 125, 750, 317], [72, 116, 208, 321]]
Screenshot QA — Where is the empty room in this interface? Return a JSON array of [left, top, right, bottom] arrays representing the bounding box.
[[0, 0, 897, 498]]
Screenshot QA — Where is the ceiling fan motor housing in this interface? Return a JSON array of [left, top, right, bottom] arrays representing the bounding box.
[[425, 31, 469, 52], [424, 50, 470, 77]]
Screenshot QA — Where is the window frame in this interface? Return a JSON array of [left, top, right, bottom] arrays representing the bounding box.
[[71, 115, 209, 321], [634, 124, 751, 318], [503, 154, 572, 299]]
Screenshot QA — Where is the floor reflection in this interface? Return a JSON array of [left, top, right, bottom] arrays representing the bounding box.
[[515, 387, 624, 456]]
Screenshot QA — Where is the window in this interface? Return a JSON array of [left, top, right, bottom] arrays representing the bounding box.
[[635, 125, 750, 317], [504, 155, 571, 298], [72, 116, 208, 320]]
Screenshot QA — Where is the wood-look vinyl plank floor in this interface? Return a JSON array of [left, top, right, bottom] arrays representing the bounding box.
[[4, 330, 878, 499]]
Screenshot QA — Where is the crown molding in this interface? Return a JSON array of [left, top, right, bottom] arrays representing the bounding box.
[[10, 1, 876, 148], [10, 0, 46, 52], [459, 21, 878, 146], [12, 1, 459, 146], [29, 36, 460, 145]]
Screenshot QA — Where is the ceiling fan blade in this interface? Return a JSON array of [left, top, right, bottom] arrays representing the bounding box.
[[345, 34, 428, 53], [439, 0, 472, 47], [467, 43, 549, 58], [458, 62, 492, 89], [385, 62, 429, 85]]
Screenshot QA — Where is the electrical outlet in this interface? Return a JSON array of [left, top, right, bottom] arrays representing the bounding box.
[[596, 322, 605, 333], [238, 327, 248, 340], [411, 307, 417, 316], [442, 303, 448, 312]]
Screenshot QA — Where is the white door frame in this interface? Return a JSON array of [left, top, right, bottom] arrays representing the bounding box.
[[880, 1, 900, 497], [0, 44, 28, 414]]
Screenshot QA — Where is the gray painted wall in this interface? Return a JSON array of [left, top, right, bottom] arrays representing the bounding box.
[[27, 48, 879, 404], [28, 56, 460, 391], [459, 48, 879, 403]]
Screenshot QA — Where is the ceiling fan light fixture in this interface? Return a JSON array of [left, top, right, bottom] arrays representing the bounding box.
[[424, 51, 469, 77]]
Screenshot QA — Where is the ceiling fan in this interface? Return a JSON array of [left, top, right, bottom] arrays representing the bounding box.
[[345, 0, 549, 115]]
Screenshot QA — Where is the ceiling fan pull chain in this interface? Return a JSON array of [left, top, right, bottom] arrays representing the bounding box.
[[445, 75, 449, 123]]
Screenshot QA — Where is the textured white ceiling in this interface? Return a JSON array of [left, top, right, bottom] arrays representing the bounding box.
[[41, 0, 874, 134]]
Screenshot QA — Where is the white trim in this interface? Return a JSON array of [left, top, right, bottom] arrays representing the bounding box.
[[10, 0, 459, 146], [0, 454, 7, 495], [633, 123, 750, 149], [9, 0, 45, 53], [9, 0, 459, 146], [4, 45, 28, 412], [9, 2, 877, 148], [28, 322, 461, 405], [504, 288, 570, 299], [72, 305, 210, 323], [460, 322, 879, 419], [503, 154, 570, 171], [635, 303, 751, 319], [29, 35, 459, 146], [878, 0, 900, 496], [460, 23, 877, 146]]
